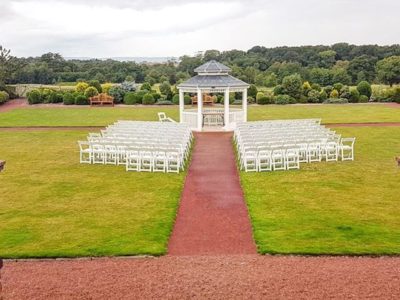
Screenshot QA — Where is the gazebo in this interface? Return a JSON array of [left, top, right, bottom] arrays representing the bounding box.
[[177, 60, 249, 131]]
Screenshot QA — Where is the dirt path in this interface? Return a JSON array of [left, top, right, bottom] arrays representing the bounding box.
[[168, 132, 256, 255], [2, 255, 400, 299], [0, 98, 28, 112]]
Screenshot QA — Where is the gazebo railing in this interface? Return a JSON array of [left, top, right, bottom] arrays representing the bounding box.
[[181, 111, 198, 129]]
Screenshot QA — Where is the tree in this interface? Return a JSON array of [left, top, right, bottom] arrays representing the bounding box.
[[348, 55, 377, 84], [309, 68, 333, 86], [282, 74, 303, 99], [248, 84, 258, 98], [376, 56, 400, 86], [159, 81, 172, 99], [332, 68, 351, 85], [318, 50, 337, 68]]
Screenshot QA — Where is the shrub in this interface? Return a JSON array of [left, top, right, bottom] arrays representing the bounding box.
[[63, 93, 75, 105], [121, 81, 137, 93], [256, 92, 265, 102], [359, 95, 369, 103], [357, 81, 372, 98], [88, 80, 102, 93], [248, 84, 258, 98], [48, 92, 63, 103], [282, 74, 303, 99], [323, 85, 334, 95], [140, 82, 152, 91], [330, 89, 339, 99], [273, 85, 285, 95], [307, 89, 320, 103], [303, 81, 312, 96], [274, 94, 294, 105], [142, 93, 155, 105], [76, 82, 89, 93], [349, 88, 360, 103], [311, 83, 321, 91], [257, 91, 274, 104], [172, 94, 179, 104], [156, 100, 173, 105], [108, 86, 125, 103], [333, 83, 343, 92], [323, 98, 349, 104], [339, 86, 351, 99], [0, 91, 9, 104], [27, 89, 42, 104], [159, 81, 172, 97], [319, 90, 328, 101], [152, 93, 162, 101], [101, 83, 113, 94], [84, 87, 98, 98], [392, 87, 400, 103], [41, 88, 53, 103], [247, 96, 255, 104], [75, 94, 89, 105], [184, 95, 191, 105], [124, 92, 138, 105]]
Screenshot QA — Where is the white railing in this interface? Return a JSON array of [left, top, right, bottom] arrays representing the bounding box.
[[182, 111, 198, 129]]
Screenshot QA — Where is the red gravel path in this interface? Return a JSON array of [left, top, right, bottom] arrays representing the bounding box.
[[2, 255, 400, 299], [168, 132, 257, 255], [0, 98, 28, 112]]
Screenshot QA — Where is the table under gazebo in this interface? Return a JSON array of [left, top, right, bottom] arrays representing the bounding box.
[[177, 60, 249, 131]]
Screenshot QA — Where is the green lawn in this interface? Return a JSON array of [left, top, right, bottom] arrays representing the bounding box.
[[240, 127, 400, 255], [0, 104, 398, 127], [0, 131, 186, 258]]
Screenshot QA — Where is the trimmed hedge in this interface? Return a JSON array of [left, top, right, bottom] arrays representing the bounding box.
[[27, 89, 42, 104], [0, 91, 10, 104], [274, 94, 295, 105], [142, 93, 155, 105], [63, 93, 75, 105], [75, 94, 89, 105], [323, 98, 349, 104]]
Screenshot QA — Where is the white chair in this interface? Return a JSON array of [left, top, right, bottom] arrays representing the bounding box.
[[272, 149, 286, 171], [139, 151, 153, 172], [104, 145, 118, 165], [92, 144, 105, 164], [297, 143, 308, 163], [339, 138, 355, 161], [244, 151, 258, 172], [158, 112, 176, 123], [153, 151, 167, 172], [258, 150, 272, 172], [307, 143, 321, 163], [126, 150, 139, 172], [166, 152, 180, 173], [117, 145, 128, 165], [286, 148, 300, 170], [325, 142, 338, 162], [78, 141, 92, 164]]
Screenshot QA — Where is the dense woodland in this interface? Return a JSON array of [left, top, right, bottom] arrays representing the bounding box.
[[1, 44, 400, 105]]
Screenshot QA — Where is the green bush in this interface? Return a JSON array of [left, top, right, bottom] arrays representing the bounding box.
[[108, 86, 125, 103], [392, 87, 400, 103], [282, 74, 303, 99], [63, 93, 75, 105], [88, 80, 102, 93], [84, 87, 98, 98], [184, 95, 191, 105], [142, 93, 155, 105], [247, 96, 255, 104], [256, 92, 265, 102], [323, 98, 349, 104], [76, 82, 89, 93], [121, 81, 136, 93], [319, 90, 328, 101], [248, 84, 258, 98], [333, 83, 343, 92], [172, 94, 179, 104], [274, 94, 294, 105], [123, 92, 138, 105], [75, 94, 89, 105], [330, 89, 339, 99], [257, 92, 274, 104], [156, 100, 173, 105], [0, 91, 9, 104], [307, 89, 320, 103], [140, 82, 152, 91], [357, 81, 372, 98], [27, 89, 43, 104], [41, 88, 53, 103], [273, 85, 285, 95], [359, 95, 369, 102], [349, 88, 360, 103], [323, 85, 334, 95], [48, 91, 64, 103]]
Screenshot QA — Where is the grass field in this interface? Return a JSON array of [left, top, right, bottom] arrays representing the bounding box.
[[0, 131, 186, 258], [240, 127, 400, 255], [0, 104, 398, 127]]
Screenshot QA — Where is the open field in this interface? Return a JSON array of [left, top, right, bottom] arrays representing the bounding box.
[[0, 104, 399, 127], [241, 127, 400, 255], [0, 131, 186, 258]]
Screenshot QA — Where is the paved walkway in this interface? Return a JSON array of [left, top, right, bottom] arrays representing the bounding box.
[[168, 132, 257, 255]]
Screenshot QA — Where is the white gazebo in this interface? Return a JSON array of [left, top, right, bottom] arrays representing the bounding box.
[[177, 60, 249, 131]]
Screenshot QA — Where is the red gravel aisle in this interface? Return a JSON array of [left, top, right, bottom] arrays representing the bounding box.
[[168, 132, 257, 255], [0, 99, 28, 113], [2, 255, 400, 299]]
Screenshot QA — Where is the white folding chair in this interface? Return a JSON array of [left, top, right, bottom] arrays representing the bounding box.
[[244, 150, 258, 172], [325, 142, 338, 162], [78, 141, 92, 164], [126, 150, 140, 172], [139, 151, 153, 172], [92, 144, 105, 164], [166, 152, 180, 173], [272, 149, 286, 171], [286, 148, 300, 170], [307, 143, 321, 163], [339, 138, 355, 161], [258, 150, 272, 172], [104, 145, 118, 165], [153, 151, 167, 173]]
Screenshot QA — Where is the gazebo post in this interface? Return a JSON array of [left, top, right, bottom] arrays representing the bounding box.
[[242, 88, 247, 122], [197, 88, 202, 131], [224, 88, 230, 130], [179, 89, 184, 123]]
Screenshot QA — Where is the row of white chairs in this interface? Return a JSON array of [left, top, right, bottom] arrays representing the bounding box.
[[78, 121, 192, 173], [234, 120, 355, 172]]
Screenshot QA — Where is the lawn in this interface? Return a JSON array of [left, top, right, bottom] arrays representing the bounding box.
[[0, 131, 186, 258], [240, 127, 400, 255], [0, 104, 398, 127]]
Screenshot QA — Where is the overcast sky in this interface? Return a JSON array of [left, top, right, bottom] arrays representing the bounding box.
[[1, 0, 400, 58]]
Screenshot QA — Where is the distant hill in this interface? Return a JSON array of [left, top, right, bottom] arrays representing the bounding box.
[[65, 57, 177, 63]]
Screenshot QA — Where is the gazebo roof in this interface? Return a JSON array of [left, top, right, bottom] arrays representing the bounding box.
[[178, 60, 249, 91], [194, 60, 231, 74]]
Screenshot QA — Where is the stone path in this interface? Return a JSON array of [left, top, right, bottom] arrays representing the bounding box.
[[168, 132, 257, 255]]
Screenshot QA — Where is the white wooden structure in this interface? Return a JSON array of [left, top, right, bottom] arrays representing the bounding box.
[[177, 60, 249, 131]]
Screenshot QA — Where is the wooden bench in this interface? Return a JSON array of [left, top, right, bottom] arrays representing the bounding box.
[[0, 160, 5, 172], [90, 93, 114, 107], [191, 94, 215, 106]]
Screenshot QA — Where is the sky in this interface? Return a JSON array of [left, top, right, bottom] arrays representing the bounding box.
[[1, 0, 400, 58]]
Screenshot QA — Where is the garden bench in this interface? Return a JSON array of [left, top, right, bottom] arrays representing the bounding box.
[[191, 94, 214, 105], [89, 93, 114, 107], [0, 160, 5, 172]]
